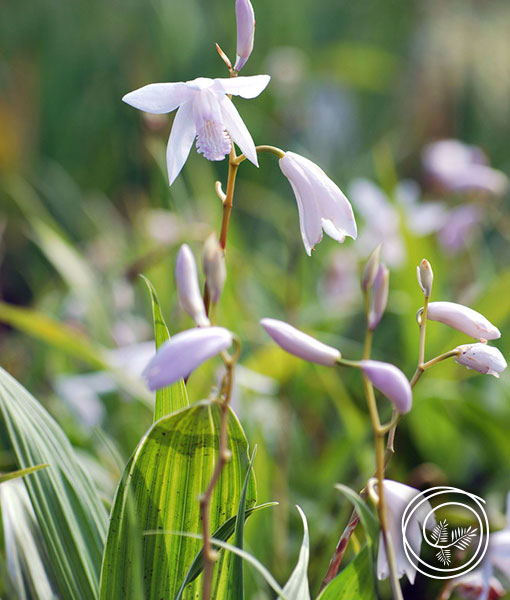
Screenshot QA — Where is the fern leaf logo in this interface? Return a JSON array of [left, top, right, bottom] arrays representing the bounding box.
[[451, 526, 478, 551], [431, 520, 449, 545], [436, 548, 452, 566]]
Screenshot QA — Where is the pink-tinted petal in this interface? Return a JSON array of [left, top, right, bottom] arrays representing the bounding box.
[[142, 327, 232, 390], [455, 344, 507, 378], [214, 75, 270, 98], [122, 82, 193, 114], [218, 96, 258, 165], [427, 301, 500, 341], [166, 102, 196, 185], [261, 318, 341, 366], [361, 360, 412, 414], [234, 0, 255, 71]]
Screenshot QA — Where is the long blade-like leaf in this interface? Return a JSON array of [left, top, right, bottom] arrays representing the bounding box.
[[140, 275, 188, 420], [0, 464, 49, 484], [282, 505, 311, 600], [99, 400, 256, 599], [0, 367, 108, 600]]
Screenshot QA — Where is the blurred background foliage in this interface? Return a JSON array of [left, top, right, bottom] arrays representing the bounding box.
[[0, 0, 509, 597]]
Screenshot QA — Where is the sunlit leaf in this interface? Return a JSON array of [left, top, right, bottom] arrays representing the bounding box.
[[318, 546, 376, 599]]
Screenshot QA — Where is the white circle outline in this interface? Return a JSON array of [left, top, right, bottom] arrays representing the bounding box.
[[400, 486, 489, 580]]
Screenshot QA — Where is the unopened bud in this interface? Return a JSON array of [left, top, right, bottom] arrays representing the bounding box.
[[368, 264, 389, 330], [417, 259, 433, 298], [362, 244, 382, 292], [175, 244, 210, 327], [234, 0, 255, 72], [203, 233, 226, 305]]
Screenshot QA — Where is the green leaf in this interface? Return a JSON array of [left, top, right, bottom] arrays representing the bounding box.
[[282, 505, 311, 600], [0, 463, 49, 484], [335, 484, 379, 547], [140, 275, 189, 420], [99, 400, 256, 600], [318, 546, 376, 600], [0, 367, 108, 600], [175, 502, 278, 599]]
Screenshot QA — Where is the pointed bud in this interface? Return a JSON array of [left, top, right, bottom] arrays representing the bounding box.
[[361, 360, 412, 413], [203, 233, 226, 305], [260, 318, 341, 366], [454, 343, 507, 378], [427, 301, 500, 341], [417, 259, 433, 298], [362, 244, 382, 292], [234, 0, 255, 72], [175, 244, 210, 327], [143, 327, 233, 390], [368, 264, 389, 330]]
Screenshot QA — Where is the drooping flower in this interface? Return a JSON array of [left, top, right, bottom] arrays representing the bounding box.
[[279, 152, 357, 255], [455, 343, 507, 378], [123, 75, 270, 185], [260, 318, 341, 366], [143, 327, 233, 390], [361, 360, 412, 414], [234, 0, 255, 72], [175, 244, 210, 327], [422, 139, 508, 196], [368, 264, 389, 331], [445, 570, 505, 600], [427, 301, 501, 341], [202, 233, 226, 305], [377, 479, 436, 584]]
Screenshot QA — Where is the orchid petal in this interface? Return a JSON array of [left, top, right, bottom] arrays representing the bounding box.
[[361, 360, 412, 414], [234, 0, 256, 71], [427, 301, 500, 341], [455, 343, 507, 377], [218, 96, 258, 166], [166, 102, 196, 185], [142, 327, 233, 390], [175, 244, 210, 327], [214, 75, 270, 99], [122, 82, 193, 114]]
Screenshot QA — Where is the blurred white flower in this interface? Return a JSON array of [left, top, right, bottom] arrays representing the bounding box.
[[123, 75, 270, 184], [377, 479, 436, 584], [279, 151, 357, 255]]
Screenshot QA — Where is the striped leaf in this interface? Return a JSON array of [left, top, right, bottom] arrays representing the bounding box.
[[0, 367, 108, 600], [99, 400, 256, 599]]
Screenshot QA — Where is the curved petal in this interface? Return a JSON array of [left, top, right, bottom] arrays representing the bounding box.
[[122, 82, 193, 114], [214, 75, 271, 98], [218, 96, 258, 166], [166, 102, 196, 186]]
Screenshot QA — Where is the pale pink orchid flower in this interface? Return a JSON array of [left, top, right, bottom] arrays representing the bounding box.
[[143, 327, 233, 390], [123, 75, 270, 185], [361, 360, 412, 414], [427, 301, 500, 341], [234, 0, 255, 72], [279, 152, 357, 255], [175, 244, 210, 327], [377, 479, 436, 584], [260, 318, 341, 366], [455, 343, 507, 378]]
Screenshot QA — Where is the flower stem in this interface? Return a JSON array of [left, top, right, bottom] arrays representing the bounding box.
[[200, 343, 239, 600], [219, 147, 239, 251]]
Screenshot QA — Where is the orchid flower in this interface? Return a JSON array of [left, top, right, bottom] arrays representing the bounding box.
[[234, 0, 255, 72], [260, 318, 341, 366], [175, 244, 210, 327], [123, 75, 270, 185], [143, 327, 233, 390], [368, 264, 389, 331], [361, 360, 412, 414], [447, 570, 504, 600], [455, 343, 507, 378], [279, 151, 357, 255], [427, 301, 501, 341], [203, 233, 226, 305], [377, 479, 436, 584]]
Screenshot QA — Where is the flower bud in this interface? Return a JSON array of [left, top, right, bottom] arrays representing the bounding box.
[[454, 343, 507, 378], [175, 244, 210, 327], [427, 301, 500, 341], [361, 360, 412, 413], [417, 258, 433, 298], [203, 233, 226, 305], [368, 264, 389, 331], [234, 0, 255, 72], [260, 318, 341, 366], [362, 244, 382, 292], [143, 327, 233, 390]]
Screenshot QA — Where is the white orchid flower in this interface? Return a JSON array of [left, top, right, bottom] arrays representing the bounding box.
[[279, 152, 357, 255], [123, 75, 270, 185]]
